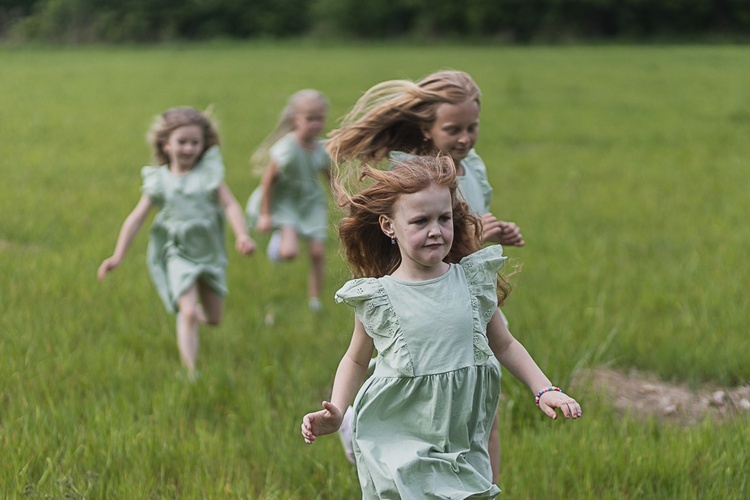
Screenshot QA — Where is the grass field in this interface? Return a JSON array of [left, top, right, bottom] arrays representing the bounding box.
[[1, 42, 749, 498]]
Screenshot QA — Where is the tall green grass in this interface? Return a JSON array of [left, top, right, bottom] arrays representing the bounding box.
[[1, 43, 748, 498]]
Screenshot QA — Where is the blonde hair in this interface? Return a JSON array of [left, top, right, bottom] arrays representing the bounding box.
[[251, 89, 330, 172], [147, 106, 220, 166], [327, 70, 481, 164], [334, 154, 508, 304]]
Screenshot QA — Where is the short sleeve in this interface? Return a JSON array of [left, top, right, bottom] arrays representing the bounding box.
[[196, 145, 225, 191], [460, 246, 507, 363], [269, 134, 295, 173], [463, 150, 494, 214], [335, 278, 414, 376], [141, 166, 165, 206]]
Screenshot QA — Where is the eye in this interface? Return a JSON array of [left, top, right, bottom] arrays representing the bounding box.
[[439, 215, 452, 222]]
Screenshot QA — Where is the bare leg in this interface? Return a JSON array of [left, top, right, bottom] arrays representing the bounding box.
[[176, 284, 202, 374], [279, 226, 300, 261], [198, 280, 223, 326], [308, 239, 325, 306], [489, 413, 500, 483]]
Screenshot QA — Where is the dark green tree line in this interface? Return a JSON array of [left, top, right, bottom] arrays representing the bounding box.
[[2, 0, 749, 43]]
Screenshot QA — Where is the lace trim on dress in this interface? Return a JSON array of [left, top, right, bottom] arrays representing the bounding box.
[[460, 246, 507, 365], [335, 278, 414, 377]]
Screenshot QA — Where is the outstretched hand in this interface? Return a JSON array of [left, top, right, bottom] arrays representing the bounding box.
[[538, 391, 582, 420], [301, 401, 344, 444], [97, 257, 120, 281]]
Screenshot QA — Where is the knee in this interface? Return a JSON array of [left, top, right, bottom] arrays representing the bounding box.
[[179, 303, 202, 324], [205, 313, 222, 326], [309, 244, 325, 262], [279, 248, 298, 260]]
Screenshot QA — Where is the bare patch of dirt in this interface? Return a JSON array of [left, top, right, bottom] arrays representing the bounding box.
[[573, 368, 750, 425]]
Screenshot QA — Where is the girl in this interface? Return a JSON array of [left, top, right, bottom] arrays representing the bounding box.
[[327, 69, 524, 248], [245, 90, 332, 312], [301, 156, 581, 498], [328, 70, 521, 478], [98, 107, 256, 378]]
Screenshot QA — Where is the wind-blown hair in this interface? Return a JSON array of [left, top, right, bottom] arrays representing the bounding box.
[[147, 107, 220, 166], [251, 89, 329, 172], [334, 154, 510, 305], [327, 70, 481, 164]]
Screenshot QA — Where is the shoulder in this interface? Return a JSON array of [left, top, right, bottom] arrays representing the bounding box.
[[270, 133, 297, 164], [141, 165, 167, 199], [196, 145, 225, 187], [335, 277, 383, 305], [462, 149, 488, 175], [459, 245, 507, 282]]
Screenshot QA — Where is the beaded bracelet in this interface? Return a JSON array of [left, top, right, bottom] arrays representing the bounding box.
[[535, 386, 562, 406]]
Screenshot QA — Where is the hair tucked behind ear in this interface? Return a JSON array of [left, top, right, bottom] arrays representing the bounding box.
[[147, 107, 219, 166], [327, 70, 481, 164]]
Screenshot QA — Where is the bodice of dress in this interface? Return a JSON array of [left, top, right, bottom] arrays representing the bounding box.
[[141, 146, 226, 265], [335, 245, 506, 378], [270, 133, 329, 205]]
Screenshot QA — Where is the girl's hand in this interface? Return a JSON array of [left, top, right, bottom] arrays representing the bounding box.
[[301, 401, 344, 444], [480, 214, 525, 246], [538, 391, 582, 420], [97, 257, 120, 281], [497, 219, 525, 247], [256, 214, 272, 233], [235, 234, 256, 255]]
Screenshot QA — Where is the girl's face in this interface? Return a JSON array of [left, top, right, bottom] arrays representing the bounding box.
[[163, 124, 205, 172], [422, 99, 480, 164], [294, 101, 327, 143], [380, 183, 454, 280]]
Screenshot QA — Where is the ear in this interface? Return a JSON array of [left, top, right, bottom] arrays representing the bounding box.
[[379, 215, 394, 238], [420, 124, 432, 141]]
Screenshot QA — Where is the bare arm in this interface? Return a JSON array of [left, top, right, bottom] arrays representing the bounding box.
[[256, 160, 279, 233], [302, 318, 374, 443], [487, 310, 582, 420], [97, 195, 153, 280], [216, 182, 256, 255]]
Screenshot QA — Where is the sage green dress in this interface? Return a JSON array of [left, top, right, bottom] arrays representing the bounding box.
[[335, 246, 506, 499], [141, 146, 227, 313], [246, 133, 330, 240]]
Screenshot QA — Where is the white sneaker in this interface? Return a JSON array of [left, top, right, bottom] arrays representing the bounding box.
[[266, 230, 282, 263], [338, 406, 356, 464], [309, 297, 321, 312]]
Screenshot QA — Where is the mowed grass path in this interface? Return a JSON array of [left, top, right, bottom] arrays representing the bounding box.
[[1, 43, 749, 498]]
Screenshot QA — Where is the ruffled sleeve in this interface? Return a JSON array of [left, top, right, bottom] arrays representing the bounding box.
[[269, 134, 295, 173], [196, 145, 225, 191], [335, 278, 414, 377], [141, 166, 165, 207], [459, 245, 507, 364]]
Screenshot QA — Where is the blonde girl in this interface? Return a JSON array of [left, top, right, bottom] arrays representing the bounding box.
[[301, 155, 581, 498], [98, 107, 256, 378], [246, 90, 332, 311], [328, 69, 524, 247]]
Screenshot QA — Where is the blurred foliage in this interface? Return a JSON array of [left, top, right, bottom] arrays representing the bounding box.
[[2, 0, 750, 42]]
